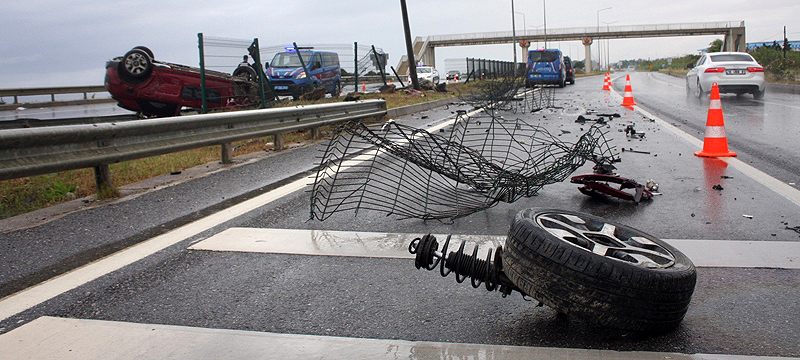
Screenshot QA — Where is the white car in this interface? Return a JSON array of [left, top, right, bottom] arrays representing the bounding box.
[[686, 52, 765, 99], [408, 66, 440, 85]]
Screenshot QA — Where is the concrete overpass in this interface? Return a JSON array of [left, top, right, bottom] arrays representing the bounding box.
[[398, 21, 746, 74]]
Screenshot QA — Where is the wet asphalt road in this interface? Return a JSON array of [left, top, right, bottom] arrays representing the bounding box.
[[1, 76, 799, 356]]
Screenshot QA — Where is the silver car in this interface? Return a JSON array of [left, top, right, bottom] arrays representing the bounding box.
[[686, 52, 765, 99], [408, 66, 440, 85]]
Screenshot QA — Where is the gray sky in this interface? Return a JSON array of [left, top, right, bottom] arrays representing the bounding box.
[[1, 0, 797, 88]]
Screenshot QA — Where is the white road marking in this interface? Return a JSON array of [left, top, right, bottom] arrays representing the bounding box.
[[609, 78, 800, 208], [190, 228, 800, 269], [2, 317, 795, 360], [0, 105, 483, 323]]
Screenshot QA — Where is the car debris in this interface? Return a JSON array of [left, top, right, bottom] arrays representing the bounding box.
[[742, 214, 754, 219], [571, 174, 653, 203], [408, 208, 696, 332], [786, 226, 800, 234], [621, 148, 651, 154], [712, 184, 724, 191], [625, 124, 645, 139]]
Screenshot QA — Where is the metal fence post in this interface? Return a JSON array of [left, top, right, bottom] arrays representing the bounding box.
[[390, 66, 405, 87], [250, 38, 269, 108], [221, 143, 233, 164], [93, 164, 114, 197], [198, 33, 207, 114], [372, 45, 387, 86], [354, 42, 358, 93]]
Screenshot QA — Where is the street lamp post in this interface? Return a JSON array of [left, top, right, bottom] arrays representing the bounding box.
[[596, 7, 611, 70], [542, 0, 548, 48], [603, 21, 618, 71], [511, 0, 517, 65]]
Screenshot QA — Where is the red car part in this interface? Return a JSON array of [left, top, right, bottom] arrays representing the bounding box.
[[570, 174, 653, 203]]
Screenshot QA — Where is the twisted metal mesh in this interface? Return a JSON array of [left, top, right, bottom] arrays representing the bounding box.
[[310, 113, 613, 221]]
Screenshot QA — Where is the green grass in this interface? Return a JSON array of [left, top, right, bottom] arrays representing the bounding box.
[[0, 83, 478, 219]]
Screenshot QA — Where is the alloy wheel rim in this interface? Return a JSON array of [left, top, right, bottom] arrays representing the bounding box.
[[534, 212, 676, 269]]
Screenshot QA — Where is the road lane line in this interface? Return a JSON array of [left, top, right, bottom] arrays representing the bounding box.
[[0, 105, 485, 323], [190, 228, 800, 269], [609, 77, 800, 208], [2, 317, 794, 360]]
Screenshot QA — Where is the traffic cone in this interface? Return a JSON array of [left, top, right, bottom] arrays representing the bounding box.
[[695, 83, 737, 157], [602, 72, 610, 91], [361, 82, 366, 93], [620, 74, 636, 109]]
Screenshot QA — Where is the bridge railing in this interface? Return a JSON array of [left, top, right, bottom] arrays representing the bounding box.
[[0, 99, 386, 192], [427, 21, 745, 43]]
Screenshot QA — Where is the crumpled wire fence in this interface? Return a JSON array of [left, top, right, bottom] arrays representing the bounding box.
[[309, 114, 614, 221]]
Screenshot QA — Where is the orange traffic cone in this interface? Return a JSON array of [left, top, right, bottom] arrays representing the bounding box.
[[361, 82, 366, 93], [620, 74, 636, 109], [695, 83, 737, 157], [602, 72, 610, 91]]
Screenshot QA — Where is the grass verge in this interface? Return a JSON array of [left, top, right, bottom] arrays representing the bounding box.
[[0, 82, 476, 219]]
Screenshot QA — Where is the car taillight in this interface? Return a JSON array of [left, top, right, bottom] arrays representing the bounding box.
[[704, 67, 726, 73], [747, 66, 764, 73]]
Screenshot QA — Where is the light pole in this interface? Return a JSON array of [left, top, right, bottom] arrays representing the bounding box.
[[603, 21, 618, 71], [542, 0, 548, 48], [596, 7, 611, 70], [511, 0, 517, 65], [514, 10, 526, 66]]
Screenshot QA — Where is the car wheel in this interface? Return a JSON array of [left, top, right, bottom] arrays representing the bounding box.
[[694, 81, 704, 99], [232, 66, 258, 83], [332, 81, 341, 97], [119, 49, 153, 80], [753, 88, 765, 99], [502, 208, 697, 332], [132, 46, 154, 60]]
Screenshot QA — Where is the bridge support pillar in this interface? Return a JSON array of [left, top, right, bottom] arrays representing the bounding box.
[[724, 28, 746, 52], [584, 44, 593, 73], [421, 46, 435, 67]]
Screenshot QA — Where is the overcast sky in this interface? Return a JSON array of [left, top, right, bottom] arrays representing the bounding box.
[[1, 0, 797, 88]]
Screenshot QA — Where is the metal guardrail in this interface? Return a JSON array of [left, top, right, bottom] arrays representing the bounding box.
[[0, 100, 387, 190], [0, 85, 108, 105]]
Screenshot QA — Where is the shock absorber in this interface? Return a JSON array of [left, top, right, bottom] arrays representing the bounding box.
[[408, 234, 525, 298]]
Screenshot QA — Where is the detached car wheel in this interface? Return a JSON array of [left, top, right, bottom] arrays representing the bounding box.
[[503, 208, 696, 332], [119, 49, 153, 80]]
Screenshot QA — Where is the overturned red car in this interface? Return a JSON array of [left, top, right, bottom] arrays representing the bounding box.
[[105, 46, 261, 117]]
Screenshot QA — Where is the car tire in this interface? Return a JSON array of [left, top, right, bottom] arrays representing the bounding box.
[[232, 66, 258, 83], [502, 208, 697, 332], [119, 49, 153, 80], [132, 46, 154, 60], [753, 88, 765, 99], [694, 81, 704, 99]]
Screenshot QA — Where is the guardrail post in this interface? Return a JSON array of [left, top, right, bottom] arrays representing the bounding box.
[[51, 94, 55, 102], [13, 95, 18, 104], [93, 164, 116, 198], [221, 143, 233, 164], [273, 133, 284, 151], [311, 127, 321, 140]]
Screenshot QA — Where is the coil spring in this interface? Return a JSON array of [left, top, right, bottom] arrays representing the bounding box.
[[409, 234, 513, 295]]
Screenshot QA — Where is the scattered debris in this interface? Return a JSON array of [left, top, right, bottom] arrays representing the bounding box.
[[645, 179, 659, 192], [169, 171, 182, 175], [435, 83, 447, 92], [421, 115, 429, 119], [343, 92, 361, 101], [621, 148, 651, 154], [625, 124, 645, 139], [712, 184, 724, 191], [742, 214, 754, 219], [691, 213, 696, 217], [789, 182, 796, 186], [300, 86, 326, 101], [571, 174, 653, 203], [786, 226, 800, 234], [720, 175, 734, 179], [378, 84, 396, 94]]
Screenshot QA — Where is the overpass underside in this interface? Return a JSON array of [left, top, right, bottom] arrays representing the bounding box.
[[397, 21, 746, 75]]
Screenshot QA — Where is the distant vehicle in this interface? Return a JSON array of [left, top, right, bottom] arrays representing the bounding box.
[[409, 66, 440, 85], [627, 65, 636, 72], [685, 52, 765, 99], [525, 49, 566, 88], [564, 56, 575, 85], [446, 70, 461, 81], [266, 48, 341, 100], [105, 46, 260, 117]]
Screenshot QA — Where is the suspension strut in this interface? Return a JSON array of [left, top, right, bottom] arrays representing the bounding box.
[[408, 234, 525, 298]]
